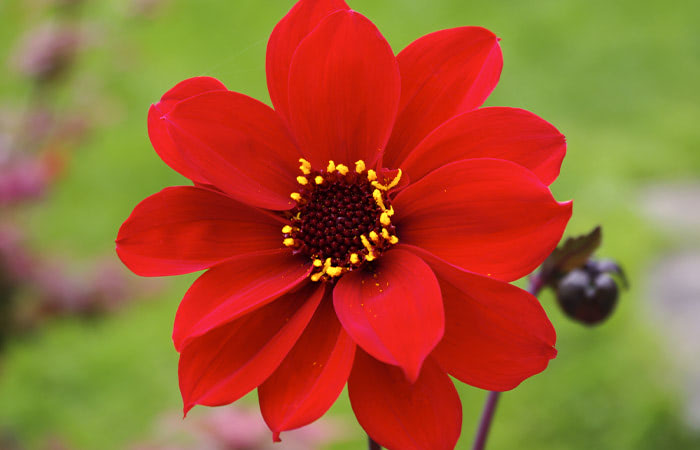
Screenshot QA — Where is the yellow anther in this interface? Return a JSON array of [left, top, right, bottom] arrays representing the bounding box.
[[324, 258, 332, 269], [386, 169, 402, 190], [369, 230, 379, 242], [298, 158, 311, 175], [326, 266, 343, 277], [326, 160, 336, 173], [336, 164, 349, 175], [371, 169, 403, 191], [365, 252, 376, 262], [296, 176, 308, 185], [310, 272, 324, 282], [381, 228, 391, 239], [282, 225, 293, 234], [360, 235, 374, 254], [380, 212, 392, 226], [350, 253, 360, 264], [355, 160, 366, 173], [283, 238, 295, 247], [290, 192, 302, 202], [387, 206, 395, 216], [367, 169, 377, 182], [314, 175, 324, 185], [372, 189, 387, 211], [313, 259, 323, 267], [389, 235, 399, 244]]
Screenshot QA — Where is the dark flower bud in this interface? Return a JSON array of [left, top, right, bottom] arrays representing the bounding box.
[[556, 267, 619, 325], [539, 226, 627, 326]]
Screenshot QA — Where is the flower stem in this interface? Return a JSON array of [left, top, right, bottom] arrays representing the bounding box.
[[472, 391, 501, 450], [471, 275, 545, 450], [368, 436, 382, 450]]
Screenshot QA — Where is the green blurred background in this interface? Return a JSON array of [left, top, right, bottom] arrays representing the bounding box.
[[1, 0, 699, 448]]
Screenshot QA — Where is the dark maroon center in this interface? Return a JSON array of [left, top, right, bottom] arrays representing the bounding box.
[[284, 171, 396, 270]]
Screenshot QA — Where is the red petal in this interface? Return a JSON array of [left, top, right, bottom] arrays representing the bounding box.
[[401, 107, 566, 186], [148, 77, 227, 183], [394, 158, 572, 281], [287, 10, 400, 168], [178, 282, 324, 415], [333, 249, 443, 382], [384, 27, 502, 168], [164, 91, 299, 210], [259, 296, 356, 440], [266, 0, 349, 126], [348, 350, 462, 450], [116, 186, 284, 277], [172, 250, 312, 351], [407, 246, 557, 390]]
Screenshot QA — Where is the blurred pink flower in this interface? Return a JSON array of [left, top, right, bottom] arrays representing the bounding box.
[[10, 23, 82, 82], [131, 406, 346, 450]]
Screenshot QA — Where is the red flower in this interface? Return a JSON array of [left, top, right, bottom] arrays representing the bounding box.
[[116, 1, 572, 449]]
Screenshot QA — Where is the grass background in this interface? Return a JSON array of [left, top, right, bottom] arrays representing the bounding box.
[[1, 0, 699, 448]]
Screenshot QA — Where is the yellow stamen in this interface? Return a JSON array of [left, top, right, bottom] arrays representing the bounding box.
[[380, 212, 392, 226], [326, 160, 336, 173], [313, 259, 323, 267], [371, 169, 403, 191], [369, 230, 379, 242], [365, 252, 376, 262], [367, 169, 377, 182], [298, 158, 311, 175], [336, 164, 349, 175], [386, 169, 402, 190], [326, 266, 343, 277], [389, 235, 399, 244], [324, 258, 332, 269], [290, 192, 302, 202], [282, 225, 293, 234], [283, 238, 295, 247], [296, 176, 308, 185], [350, 253, 360, 264], [360, 235, 373, 252], [381, 228, 391, 239], [310, 272, 324, 282], [355, 160, 366, 173], [372, 189, 387, 211], [314, 175, 324, 185]]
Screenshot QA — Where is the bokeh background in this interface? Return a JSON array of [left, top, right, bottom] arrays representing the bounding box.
[[1, 0, 699, 448]]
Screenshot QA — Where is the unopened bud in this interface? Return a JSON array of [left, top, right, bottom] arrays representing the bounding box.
[[556, 266, 619, 325]]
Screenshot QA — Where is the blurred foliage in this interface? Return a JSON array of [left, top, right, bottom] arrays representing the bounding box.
[[1, 0, 699, 448]]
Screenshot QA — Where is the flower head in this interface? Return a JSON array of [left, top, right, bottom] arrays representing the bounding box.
[[116, 1, 572, 448]]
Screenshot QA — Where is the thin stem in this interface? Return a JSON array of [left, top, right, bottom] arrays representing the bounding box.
[[471, 276, 545, 450], [472, 391, 501, 450], [368, 436, 382, 450]]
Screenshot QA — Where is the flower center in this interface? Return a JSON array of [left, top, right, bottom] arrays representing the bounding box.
[[283, 159, 400, 282]]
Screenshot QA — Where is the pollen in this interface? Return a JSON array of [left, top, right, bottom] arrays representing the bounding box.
[[299, 158, 311, 175], [282, 159, 401, 282], [380, 212, 392, 226]]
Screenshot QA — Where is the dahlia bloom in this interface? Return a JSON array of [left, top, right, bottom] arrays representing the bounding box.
[[116, 1, 572, 448]]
